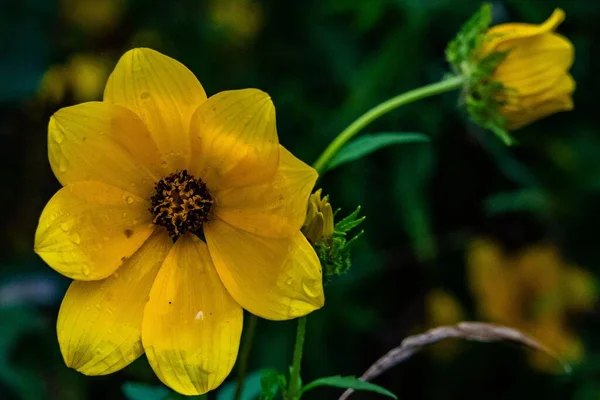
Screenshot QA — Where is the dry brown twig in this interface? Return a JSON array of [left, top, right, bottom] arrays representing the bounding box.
[[338, 321, 570, 400]]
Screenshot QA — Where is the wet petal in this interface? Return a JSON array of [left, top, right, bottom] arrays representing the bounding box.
[[494, 33, 574, 97], [104, 48, 207, 171], [142, 234, 243, 396], [205, 218, 324, 321], [484, 9, 565, 52], [57, 231, 172, 375], [189, 89, 279, 190], [214, 146, 317, 238], [34, 181, 154, 280], [49, 102, 163, 198]]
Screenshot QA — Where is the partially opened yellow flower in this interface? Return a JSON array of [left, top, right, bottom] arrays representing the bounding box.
[[482, 9, 575, 130], [34, 48, 324, 395]]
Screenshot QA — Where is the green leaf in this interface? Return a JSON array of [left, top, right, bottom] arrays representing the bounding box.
[[302, 375, 397, 399], [216, 370, 263, 400], [259, 369, 286, 400], [122, 382, 169, 400], [326, 132, 430, 171]]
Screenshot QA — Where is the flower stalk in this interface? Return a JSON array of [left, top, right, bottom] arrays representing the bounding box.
[[312, 75, 465, 174], [286, 316, 307, 400]]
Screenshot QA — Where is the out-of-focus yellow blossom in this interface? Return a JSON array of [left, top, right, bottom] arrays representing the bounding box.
[[61, 0, 125, 35], [38, 54, 112, 103], [467, 239, 597, 371], [302, 189, 334, 244], [210, 0, 263, 43], [34, 48, 323, 395], [425, 289, 466, 359], [481, 9, 575, 130]]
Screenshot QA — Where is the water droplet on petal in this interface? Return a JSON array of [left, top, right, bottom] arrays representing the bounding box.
[[126, 196, 134, 204], [59, 223, 69, 232], [122, 212, 128, 218], [52, 129, 64, 144], [82, 265, 90, 276], [95, 303, 101, 310], [301, 280, 320, 298], [69, 232, 81, 244], [58, 157, 68, 172]]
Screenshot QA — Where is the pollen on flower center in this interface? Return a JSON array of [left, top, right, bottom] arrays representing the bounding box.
[[150, 170, 213, 241]]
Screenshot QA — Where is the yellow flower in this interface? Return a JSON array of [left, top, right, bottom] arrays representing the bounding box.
[[482, 9, 575, 130], [34, 48, 324, 395], [302, 189, 334, 244], [466, 238, 597, 371], [425, 289, 466, 360]]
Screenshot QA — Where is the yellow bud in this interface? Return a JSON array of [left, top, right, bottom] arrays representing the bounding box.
[[482, 9, 575, 130], [302, 189, 334, 244]]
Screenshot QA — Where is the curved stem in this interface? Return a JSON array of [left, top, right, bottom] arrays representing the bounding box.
[[286, 316, 307, 400], [312, 74, 465, 174], [234, 314, 258, 400]]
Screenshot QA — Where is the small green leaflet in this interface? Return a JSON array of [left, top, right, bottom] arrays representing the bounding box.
[[301, 375, 397, 399], [326, 132, 430, 171]]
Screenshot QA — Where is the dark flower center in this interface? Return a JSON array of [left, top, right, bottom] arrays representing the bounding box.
[[150, 170, 213, 241]]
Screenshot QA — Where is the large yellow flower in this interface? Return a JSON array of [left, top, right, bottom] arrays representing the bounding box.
[[34, 48, 324, 395], [482, 9, 575, 130]]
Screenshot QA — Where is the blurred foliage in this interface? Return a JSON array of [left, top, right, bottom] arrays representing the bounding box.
[[1, 0, 600, 399]]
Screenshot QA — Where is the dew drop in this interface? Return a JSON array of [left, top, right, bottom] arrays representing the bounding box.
[[95, 303, 101, 310], [122, 212, 128, 218], [113, 272, 120, 279], [52, 129, 64, 144], [59, 223, 69, 232], [301, 280, 319, 298], [126, 196, 134, 204], [58, 157, 68, 172], [82, 265, 90, 276], [69, 232, 81, 244]]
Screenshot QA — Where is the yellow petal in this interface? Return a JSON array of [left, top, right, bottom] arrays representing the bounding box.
[[34, 182, 154, 280], [493, 33, 573, 97], [142, 234, 243, 396], [503, 74, 574, 130], [484, 9, 565, 52], [57, 230, 172, 375], [205, 218, 324, 320], [49, 102, 163, 198], [104, 48, 207, 171], [189, 89, 279, 190], [214, 146, 317, 238]]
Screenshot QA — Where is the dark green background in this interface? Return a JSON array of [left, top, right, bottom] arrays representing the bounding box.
[[1, 0, 599, 399]]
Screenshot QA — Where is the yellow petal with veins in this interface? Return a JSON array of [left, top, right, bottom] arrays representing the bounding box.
[[34, 181, 154, 280], [49, 102, 163, 198], [142, 234, 243, 396], [189, 89, 279, 190], [57, 230, 172, 375], [205, 218, 324, 320], [214, 146, 317, 238], [104, 48, 207, 171]]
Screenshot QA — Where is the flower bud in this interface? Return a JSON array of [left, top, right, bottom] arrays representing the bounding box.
[[302, 189, 334, 245], [481, 9, 575, 130]]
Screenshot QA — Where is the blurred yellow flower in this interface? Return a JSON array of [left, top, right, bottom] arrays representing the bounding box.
[[34, 48, 323, 395], [425, 288, 466, 359], [302, 189, 334, 244], [467, 239, 597, 371], [210, 0, 263, 43], [61, 0, 125, 35], [38, 54, 112, 103], [482, 9, 575, 130]]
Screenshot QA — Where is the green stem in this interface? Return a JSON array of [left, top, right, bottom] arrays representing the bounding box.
[[234, 314, 258, 400], [286, 316, 307, 400], [312, 74, 465, 174]]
